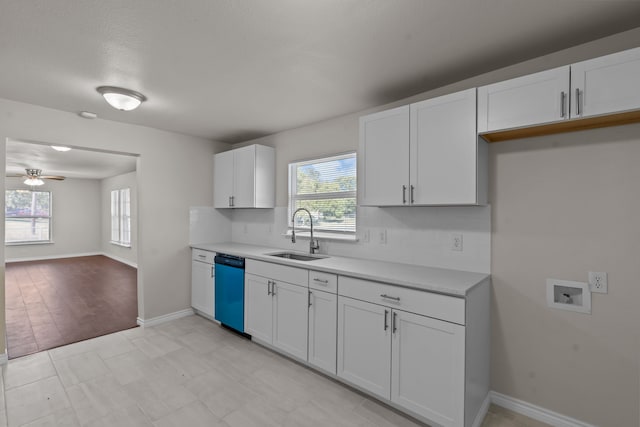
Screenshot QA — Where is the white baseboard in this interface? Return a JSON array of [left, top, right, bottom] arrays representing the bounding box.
[[137, 308, 194, 327], [101, 252, 138, 268], [472, 393, 492, 427], [491, 391, 597, 427], [6, 252, 101, 263], [0, 352, 7, 365]]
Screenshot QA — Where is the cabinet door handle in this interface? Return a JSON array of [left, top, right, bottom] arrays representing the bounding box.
[[560, 91, 566, 118], [313, 278, 329, 284], [575, 88, 581, 116], [410, 185, 415, 204], [402, 185, 407, 204], [267, 280, 272, 296], [308, 291, 312, 307], [231, 196, 235, 207], [271, 281, 276, 296], [210, 266, 214, 278], [384, 309, 389, 331], [392, 312, 398, 334], [380, 294, 400, 302]]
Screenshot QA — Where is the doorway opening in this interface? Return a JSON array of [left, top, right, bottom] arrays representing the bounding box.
[[4, 138, 140, 359]]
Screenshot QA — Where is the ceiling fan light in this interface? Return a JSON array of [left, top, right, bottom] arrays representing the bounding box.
[[51, 145, 72, 152], [96, 86, 147, 111], [24, 177, 44, 186]]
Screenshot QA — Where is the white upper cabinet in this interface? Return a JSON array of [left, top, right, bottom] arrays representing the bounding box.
[[571, 47, 640, 119], [360, 89, 486, 206], [214, 144, 275, 208], [410, 88, 480, 205], [359, 105, 410, 206], [478, 47, 640, 138], [477, 66, 570, 132]]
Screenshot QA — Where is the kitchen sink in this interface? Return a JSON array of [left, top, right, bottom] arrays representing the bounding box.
[[267, 252, 328, 262]]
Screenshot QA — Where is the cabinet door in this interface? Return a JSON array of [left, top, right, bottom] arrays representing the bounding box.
[[191, 260, 214, 318], [410, 88, 477, 205], [232, 145, 256, 208], [244, 274, 273, 343], [213, 150, 235, 208], [272, 280, 308, 361], [571, 47, 640, 119], [391, 310, 465, 427], [359, 106, 410, 206], [308, 290, 337, 375], [477, 66, 570, 132], [337, 296, 391, 400]]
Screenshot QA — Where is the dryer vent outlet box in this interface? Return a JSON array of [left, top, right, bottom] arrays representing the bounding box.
[[546, 279, 591, 314]]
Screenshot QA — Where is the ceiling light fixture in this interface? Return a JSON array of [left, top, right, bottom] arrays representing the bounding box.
[[96, 86, 147, 111], [24, 177, 44, 186], [51, 145, 72, 152]]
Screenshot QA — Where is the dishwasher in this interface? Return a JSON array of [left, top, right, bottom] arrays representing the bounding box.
[[214, 253, 245, 333]]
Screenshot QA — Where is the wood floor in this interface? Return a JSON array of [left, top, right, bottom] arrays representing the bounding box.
[[5, 255, 138, 359]]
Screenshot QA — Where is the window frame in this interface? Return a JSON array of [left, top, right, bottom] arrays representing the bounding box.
[[288, 151, 357, 238], [5, 189, 53, 245], [110, 187, 131, 248]]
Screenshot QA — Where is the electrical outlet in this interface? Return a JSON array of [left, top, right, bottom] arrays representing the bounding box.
[[588, 272, 608, 294], [362, 229, 370, 243], [451, 233, 463, 251], [379, 229, 387, 244]]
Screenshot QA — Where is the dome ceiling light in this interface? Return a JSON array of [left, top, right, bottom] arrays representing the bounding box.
[[96, 86, 147, 111]]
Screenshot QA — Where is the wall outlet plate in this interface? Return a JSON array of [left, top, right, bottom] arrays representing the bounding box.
[[378, 229, 387, 244], [588, 272, 608, 294], [451, 233, 463, 251]]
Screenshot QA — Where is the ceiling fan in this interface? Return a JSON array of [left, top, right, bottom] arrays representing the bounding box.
[[7, 168, 66, 186]]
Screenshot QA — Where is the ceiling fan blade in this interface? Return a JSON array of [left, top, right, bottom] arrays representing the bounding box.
[[41, 176, 66, 180]]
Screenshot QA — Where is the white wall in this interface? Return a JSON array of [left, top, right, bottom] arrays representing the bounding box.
[[0, 99, 230, 354], [5, 177, 101, 261], [101, 171, 137, 267], [229, 27, 640, 427]]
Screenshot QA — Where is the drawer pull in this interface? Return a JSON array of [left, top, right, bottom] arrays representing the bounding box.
[[313, 278, 329, 284], [384, 309, 389, 331], [198, 254, 206, 258], [380, 294, 400, 302]]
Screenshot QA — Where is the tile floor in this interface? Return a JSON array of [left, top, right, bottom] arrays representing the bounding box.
[[0, 315, 550, 427]]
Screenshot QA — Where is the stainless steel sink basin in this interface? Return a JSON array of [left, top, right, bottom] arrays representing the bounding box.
[[267, 252, 328, 262]]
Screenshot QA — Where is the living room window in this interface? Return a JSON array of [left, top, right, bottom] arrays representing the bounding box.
[[288, 152, 356, 237], [5, 189, 52, 244], [111, 188, 131, 247]]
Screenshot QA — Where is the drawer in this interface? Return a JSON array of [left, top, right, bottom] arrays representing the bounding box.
[[246, 259, 308, 286], [338, 276, 465, 325], [192, 249, 215, 264], [309, 270, 337, 293]]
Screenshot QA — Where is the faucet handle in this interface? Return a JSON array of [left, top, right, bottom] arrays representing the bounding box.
[[310, 238, 320, 254]]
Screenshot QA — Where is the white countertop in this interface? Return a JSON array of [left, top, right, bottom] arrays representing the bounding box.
[[192, 242, 489, 297]]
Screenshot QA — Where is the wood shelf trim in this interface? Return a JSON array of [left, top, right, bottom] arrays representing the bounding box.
[[479, 109, 640, 143]]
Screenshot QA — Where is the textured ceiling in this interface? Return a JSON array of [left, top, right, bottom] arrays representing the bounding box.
[[1, 1, 639, 144]]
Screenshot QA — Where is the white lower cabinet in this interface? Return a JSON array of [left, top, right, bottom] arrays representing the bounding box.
[[191, 249, 215, 319], [337, 296, 465, 426], [337, 275, 486, 427], [244, 260, 309, 361], [391, 310, 465, 427], [308, 289, 337, 375], [337, 296, 391, 399]]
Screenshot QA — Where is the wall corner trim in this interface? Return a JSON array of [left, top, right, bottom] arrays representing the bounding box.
[[136, 308, 195, 327], [471, 393, 492, 427], [101, 252, 138, 268], [490, 391, 598, 427]]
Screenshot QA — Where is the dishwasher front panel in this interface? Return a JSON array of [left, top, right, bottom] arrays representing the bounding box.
[[214, 262, 245, 333]]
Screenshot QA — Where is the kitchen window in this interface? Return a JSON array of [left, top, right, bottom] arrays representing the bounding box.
[[288, 152, 356, 237], [5, 189, 52, 244], [111, 188, 131, 247]]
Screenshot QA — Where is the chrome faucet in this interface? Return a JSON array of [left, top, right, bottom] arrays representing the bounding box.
[[291, 208, 320, 254]]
